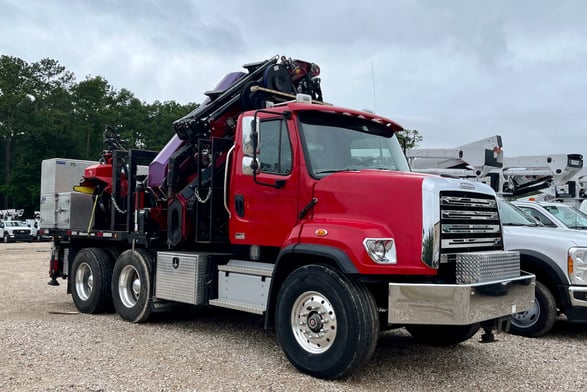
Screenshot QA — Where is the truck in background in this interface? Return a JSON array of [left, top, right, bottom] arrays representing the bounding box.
[[0, 209, 34, 243], [41, 56, 534, 379], [498, 199, 587, 337], [513, 200, 587, 231], [410, 137, 587, 336]]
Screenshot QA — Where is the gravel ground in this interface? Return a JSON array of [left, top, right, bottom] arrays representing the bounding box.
[[1, 241, 585, 392]]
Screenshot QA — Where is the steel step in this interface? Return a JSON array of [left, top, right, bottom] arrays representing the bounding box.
[[208, 299, 265, 315]]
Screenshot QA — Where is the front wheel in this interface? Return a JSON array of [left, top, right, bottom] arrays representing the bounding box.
[[509, 280, 557, 337], [111, 249, 154, 323], [275, 264, 379, 380], [405, 324, 480, 346]]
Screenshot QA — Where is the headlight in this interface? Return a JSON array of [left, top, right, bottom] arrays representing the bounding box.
[[363, 238, 396, 264], [568, 247, 587, 285]]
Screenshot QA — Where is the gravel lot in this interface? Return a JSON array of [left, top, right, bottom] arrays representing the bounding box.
[[1, 241, 585, 391]]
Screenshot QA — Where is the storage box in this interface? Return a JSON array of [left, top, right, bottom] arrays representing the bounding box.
[[40, 192, 94, 230], [217, 260, 273, 309], [41, 158, 98, 195], [40, 158, 98, 230], [155, 252, 210, 305]]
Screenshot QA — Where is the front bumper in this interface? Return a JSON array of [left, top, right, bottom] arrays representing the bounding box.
[[7, 233, 33, 242], [569, 286, 587, 308], [387, 272, 535, 325]]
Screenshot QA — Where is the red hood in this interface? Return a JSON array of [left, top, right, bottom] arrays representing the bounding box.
[[307, 170, 432, 274]]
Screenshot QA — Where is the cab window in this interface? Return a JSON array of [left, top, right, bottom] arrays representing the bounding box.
[[259, 119, 292, 175], [518, 207, 557, 227]]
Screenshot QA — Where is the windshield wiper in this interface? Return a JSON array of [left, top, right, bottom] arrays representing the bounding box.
[[314, 168, 361, 175]]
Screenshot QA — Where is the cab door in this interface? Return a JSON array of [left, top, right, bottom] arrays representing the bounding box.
[[229, 114, 299, 246]]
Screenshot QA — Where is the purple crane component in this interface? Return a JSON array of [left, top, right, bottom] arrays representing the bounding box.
[[147, 71, 246, 190]]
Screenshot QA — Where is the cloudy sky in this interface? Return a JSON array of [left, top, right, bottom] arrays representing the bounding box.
[[2, 0, 586, 157]]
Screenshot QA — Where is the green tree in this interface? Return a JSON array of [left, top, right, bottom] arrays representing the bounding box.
[[0, 56, 76, 209], [70, 76, 118, 160], [396, 128, 423, 151]]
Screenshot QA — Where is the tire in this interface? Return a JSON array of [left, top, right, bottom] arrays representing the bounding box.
[[275, 264, 379, 380], [509, 280, 557, 337], [3, 233, 9, 243], [70, 248, 113, 314], [111, 249, 154, 323], [405, 323, 480, 346]]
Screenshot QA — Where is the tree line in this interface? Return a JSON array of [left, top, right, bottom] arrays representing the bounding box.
[[0, 55, 197, 215], [0, 55, 422, 217]]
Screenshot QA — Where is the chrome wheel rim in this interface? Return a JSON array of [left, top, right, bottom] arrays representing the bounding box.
[[290, 291, 337, 354], [118, 265, 141, 308], [75, 262, 93, 301]]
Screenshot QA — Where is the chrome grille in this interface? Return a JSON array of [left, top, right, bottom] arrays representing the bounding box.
[[439, 191, 503, 256]]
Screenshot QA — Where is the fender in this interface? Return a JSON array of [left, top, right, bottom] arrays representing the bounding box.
[[517, 249, 585, 316], [516, 248, 569, 287], [263, 243, 358, 328]]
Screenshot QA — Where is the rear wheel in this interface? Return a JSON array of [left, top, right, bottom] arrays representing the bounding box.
[[111, 249, 154, 323], [510, 281, 556, 337], [406, 324, 480, 346], [275, 264, 379, 380], [70, 248, 113, 314]]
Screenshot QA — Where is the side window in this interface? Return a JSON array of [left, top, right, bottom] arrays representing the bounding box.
[[520, 207, 557, 227], [259, 119, 292, 175]]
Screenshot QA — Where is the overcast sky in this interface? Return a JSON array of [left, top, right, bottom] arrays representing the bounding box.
[[1, 0, 586, 157]]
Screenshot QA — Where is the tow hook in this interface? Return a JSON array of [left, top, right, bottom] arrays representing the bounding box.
[[480, 317, 511, 343]]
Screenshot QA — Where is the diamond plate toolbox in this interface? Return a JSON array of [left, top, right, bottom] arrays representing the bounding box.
[[456, 250, 520, 284]]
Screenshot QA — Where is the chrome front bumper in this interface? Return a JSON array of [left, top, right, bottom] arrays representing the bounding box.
[[387, 272, 535, 325]]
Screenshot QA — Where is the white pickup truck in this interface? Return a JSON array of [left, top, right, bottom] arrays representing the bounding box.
[[498, 199, 587, 337], [0, 220, 34, 243], [512, 200, 587, 231]]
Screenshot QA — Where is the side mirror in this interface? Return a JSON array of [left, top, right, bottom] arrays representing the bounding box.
[[242, 116, 260, 157], [250, 118, 259, 154]]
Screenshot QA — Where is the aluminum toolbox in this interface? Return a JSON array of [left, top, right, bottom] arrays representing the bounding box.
[[155, 252, 210, 305], [40, 192, 94, 230], [41, 158, 98, 195], [40, 158, 98, 229], [217, 260, 273, 309]]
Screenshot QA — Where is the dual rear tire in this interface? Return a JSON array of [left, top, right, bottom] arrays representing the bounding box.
[[70, 248, 154, 323]]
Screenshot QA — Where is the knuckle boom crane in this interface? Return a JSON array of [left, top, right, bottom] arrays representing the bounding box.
[[40, 56, 534, 380]]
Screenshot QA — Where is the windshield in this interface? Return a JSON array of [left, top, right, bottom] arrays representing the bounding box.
[[4, 221, 26, 227], [298, 111, 409, 176], [498, 199, 541, 226], [543, 204, 587, 229]]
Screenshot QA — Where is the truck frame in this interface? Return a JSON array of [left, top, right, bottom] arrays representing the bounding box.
[[42, 56, 534, 379]]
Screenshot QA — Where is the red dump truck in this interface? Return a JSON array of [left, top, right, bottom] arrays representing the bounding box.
[[40, 55, 534, 379]]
